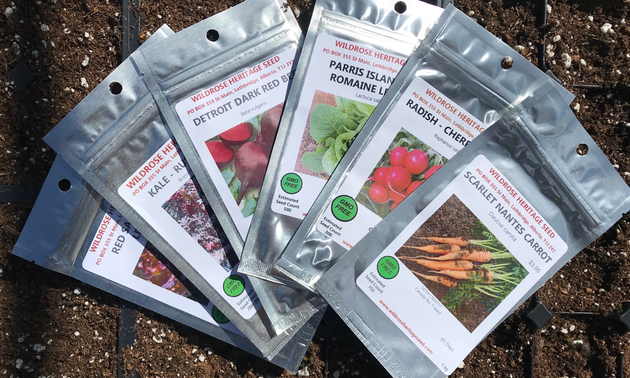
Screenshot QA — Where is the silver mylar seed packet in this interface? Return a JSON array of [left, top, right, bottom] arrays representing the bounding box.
[[275, 5, 575, 292], [130, 0, 325, 334], [43, 20, 322, 357], [238, 0, 444, 286], [12, 157, 322, 373], [315, 82, 630, 377]]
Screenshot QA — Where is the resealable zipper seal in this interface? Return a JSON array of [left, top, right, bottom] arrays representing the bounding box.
[[131, 0, 302, 253], [274, 4, 576, 292], [43, 27, 322, 358], [314, 81, 630, 377], [238, 0, 444, 284], [12, 157, 323, 373], [130, 0, 325, 334]]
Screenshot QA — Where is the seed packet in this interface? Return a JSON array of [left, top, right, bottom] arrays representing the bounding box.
[[12, 157, 323, 372], [130, 0, 302, 251], [274, 4, 577, 291], [43, 27, 320, 357], [314, 82, 630, 377], [237, 0, 445, 284], [129, 0, 325, 333]]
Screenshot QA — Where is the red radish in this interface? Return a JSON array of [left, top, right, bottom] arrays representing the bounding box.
[[259, 103, 284, 149], [386, 166, 412, 192], [389, 147, 408, 166], [406, 180, 423, 196], [391, 201, 400, 211], [234, 142, 269, 205], [219, 122, 253, 147], [388, 188, 406, 204], [368, 167, 390, 186], [206, 140, 234, 169], [424, 165, 442, 180], [404, 149, 429, 174], [368, 182, 389, 204]]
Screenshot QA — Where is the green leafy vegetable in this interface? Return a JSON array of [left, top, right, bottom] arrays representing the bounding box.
[[241, 195, 258, 218], [309, 104, 344, 143], [302, 145, 328, 173], [303, 96, 375, 176]]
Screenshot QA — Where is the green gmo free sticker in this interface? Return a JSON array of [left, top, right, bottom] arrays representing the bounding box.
[[331, 195, 358, 222], [223, 275, 246, 297], [377, 256, 399, 279], [211, 305, 230, 324], [281, 173, 302, 194]]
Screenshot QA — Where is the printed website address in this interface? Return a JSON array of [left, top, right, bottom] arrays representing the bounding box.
[[379, 299, 433, 354]]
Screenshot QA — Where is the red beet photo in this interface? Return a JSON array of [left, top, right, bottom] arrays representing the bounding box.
[[205, 102, 284, 218]]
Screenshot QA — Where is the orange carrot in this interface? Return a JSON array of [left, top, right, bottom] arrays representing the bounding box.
[[403, 244, 461, 254], [413, 272, 458, 288], [428, 269, 494, 282], [398, 257, 473, 271], [425, 250, 492, 263], [416, 236, 469, 247]]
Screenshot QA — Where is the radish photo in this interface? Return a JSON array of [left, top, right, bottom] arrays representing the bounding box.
[[356, 129, 448, 219]]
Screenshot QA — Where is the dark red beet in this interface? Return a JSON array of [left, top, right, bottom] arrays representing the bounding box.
[[259, 103, 284, 150], [234, 142, 269, 205], [219, 122, 253, 147], [206, 140, 234, 169]]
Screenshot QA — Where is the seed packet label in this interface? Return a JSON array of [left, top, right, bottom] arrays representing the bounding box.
[[316, 78, 486, 249], [82, 205, 243, 334], [270, 34, 407, 219], [118, 139, 261, 319], [356, 155, 567, 374], [174, 48, 298, 238]]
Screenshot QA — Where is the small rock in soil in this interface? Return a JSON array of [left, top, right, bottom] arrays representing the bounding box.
[[600, 23, 613, 34], [298, 366, 310, 376]]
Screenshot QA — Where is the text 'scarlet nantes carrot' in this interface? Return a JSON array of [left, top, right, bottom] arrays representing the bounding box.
[[425, 250, 492, 263], [413, 272, 458, 288], [397, 257, 474, 271], [428, 269, 494, 282], [404, 244, 461, 254], [418, 236, 469, 247]]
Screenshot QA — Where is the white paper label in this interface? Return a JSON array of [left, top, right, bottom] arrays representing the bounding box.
[[82, 204, 243, 334], [174, 48, 298, 238], [357, 155, 568, 374], [317, 78, 486, 250], [117, 140, 261, 319], [270, 34, 409, 219]]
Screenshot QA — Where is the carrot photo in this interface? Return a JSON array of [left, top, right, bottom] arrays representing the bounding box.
[[395, 195, 528, 332], [205, 103, 284, 218], [356, 129, 447, 219]]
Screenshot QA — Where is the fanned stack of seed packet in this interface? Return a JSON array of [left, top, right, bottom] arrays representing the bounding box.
[[12, 0, 630, 376]]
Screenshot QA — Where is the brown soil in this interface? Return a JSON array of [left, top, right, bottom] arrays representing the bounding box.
[[1, 0, 630, 377]]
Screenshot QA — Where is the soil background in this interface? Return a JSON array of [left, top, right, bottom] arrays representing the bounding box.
[[1, 0, 629, 377]]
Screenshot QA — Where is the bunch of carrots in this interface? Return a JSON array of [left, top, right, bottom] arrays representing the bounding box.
[[399, 236, 516, 291]]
